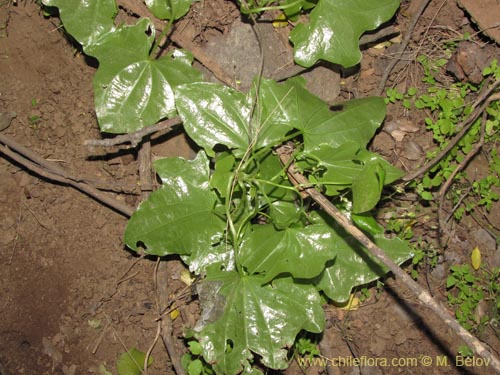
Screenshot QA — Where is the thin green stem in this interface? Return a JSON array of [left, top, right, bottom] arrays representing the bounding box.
[[149, 16, 174, 59], [241, 0, 306, 14]]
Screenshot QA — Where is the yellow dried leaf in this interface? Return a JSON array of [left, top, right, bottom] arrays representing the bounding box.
[[339, 294, 360, 311], [273, 14, 288, 28], [372, 41, 391, 49], [180, 269, 195, 286], [170, 309, 180, 320], [471, 246, 481, 270]]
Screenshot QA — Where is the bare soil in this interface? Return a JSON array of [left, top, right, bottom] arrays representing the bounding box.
[[0, 1, 499, 375]]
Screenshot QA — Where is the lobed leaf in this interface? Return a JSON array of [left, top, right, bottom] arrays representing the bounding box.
[[90, 20, 202, 133], [313, 212, 413, 302], [301, 143, 403, 212], [239, 223, 333, 282], [299, 97, 387, 152], [175, 80, 297, 156], [43, 1, 202, 133], [290, 0, 400, 68], [124, 152, 225, 256], [196, 269, 324, 374], [42, 0, 117, 48], [175, 83, 253, 156]]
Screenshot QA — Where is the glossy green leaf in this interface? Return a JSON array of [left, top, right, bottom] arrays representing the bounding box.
[[145, 0, 194, 20], [356, 149, 403, 185], [210, 152, 236, 198], [256, 77, 327, 135], [302, 143, 402, 212], [299, 97, 387, 152], [255, 81, 387, 152], [124, 152, 225, 256], [42, 0, 116, 48], [175, 80, 295, 156], [91, 22, 202, 133], [43, 0, 202, 133], [351, 150, 403, 212], [351, 163, 384, 213], [283, 0, 317, 19], [196, 270, 324, 374], [176, 83, 252, 156], [253, 149, 295, 202], [240, 223, 333, 282], [267, 201, 304, 229], [182, 243, 235, 275], [300, 142, 364, 189], [290, 0, 400, 67], [313, 212, 413, 302]]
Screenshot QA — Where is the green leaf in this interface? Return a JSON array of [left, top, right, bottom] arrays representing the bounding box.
[[145, 0, 194, 20], [188, 341, 204, 356], [182, 242, 235, 275], [210, 152, 236, 198], [44, 0, 202, 133], [256, 77, 328, 138], [239, 223, 334, 282], [196, 270, 324, 374], [313, 212, 413, 302], [351, 163, 383, 213], [187, 359, 204, 375], [124, 152, 225, 256], [300, 143, 403, 209], [267, 201, 304, 229], [90, 21, 202, 133], [290, 0, 400, 67], [357, 149, 403, 185], [117, 348, 152, 375], [42, 0, 117, 48], [175, 83, 252, 156], [253, 149, 295, 202], [300, 142, 364, 191], [283, 0, 317, 18], [175, 80, 297, 156], [299, 97, 387, 152]]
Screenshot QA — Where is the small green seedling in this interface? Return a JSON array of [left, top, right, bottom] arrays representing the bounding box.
[[182, 341, 214, 375], [447, 263, 500, 332], [293, 336, 321, 359]]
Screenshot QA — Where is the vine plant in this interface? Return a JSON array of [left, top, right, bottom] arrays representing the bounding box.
[[42, 0, 412, 373]]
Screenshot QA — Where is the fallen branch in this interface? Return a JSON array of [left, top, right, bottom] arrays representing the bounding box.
[[85, 116, 182, 148], [271, 25, 400, 82], [277, 147, 500, 374], [437, 113, 486, 243], [0, 133, 135, 217]]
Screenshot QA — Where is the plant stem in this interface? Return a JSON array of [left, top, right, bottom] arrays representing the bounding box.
[[240, 0, 305, 14], [150, 15, 174, 59]]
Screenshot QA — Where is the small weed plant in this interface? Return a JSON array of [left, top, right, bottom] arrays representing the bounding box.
[[386, 57, 500, 221], [41, 0, 413, 373], [447, 262, 500, 333]]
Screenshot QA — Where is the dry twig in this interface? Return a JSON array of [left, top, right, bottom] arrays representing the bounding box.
[[377, 0, 432, 95], [85, 117, 182, 148], [437, 113, 486, 243], [0, 134, 134, 217]]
